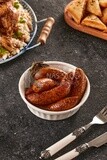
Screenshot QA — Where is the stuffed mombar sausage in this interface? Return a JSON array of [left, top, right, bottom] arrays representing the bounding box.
[[32, 78, 58, 93], [30, 62, 66, 82], [26, 72, 74, 106], [46, 96, 79, 111]]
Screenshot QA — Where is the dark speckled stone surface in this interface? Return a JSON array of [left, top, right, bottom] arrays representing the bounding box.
[[0, 0, 107, 160]]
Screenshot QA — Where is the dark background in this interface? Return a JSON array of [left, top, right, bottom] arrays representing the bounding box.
[[0, 0, 107, 160]]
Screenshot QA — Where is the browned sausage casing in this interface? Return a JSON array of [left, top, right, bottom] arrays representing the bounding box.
[[45, 68, 87, 111], [32, 78, 57, 93], [25, 86, 34, 96], [46, 96, 79, 111], [70, 68, 87, 102], [34, 67, 66, 81], [26, 72, 74, 106]]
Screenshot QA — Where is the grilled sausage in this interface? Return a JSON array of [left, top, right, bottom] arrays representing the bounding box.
[[25, 86, 34, 96], [34, 67, 66, 82], [46, 96, 79, 111], [44, 68, 87, 111], [32, 78, 58, 93], [70, 68, 87, 102], [30, 62, 66, 81], [26, 71, 74, 106]]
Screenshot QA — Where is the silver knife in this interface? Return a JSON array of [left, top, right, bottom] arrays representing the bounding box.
[[54, 132, 107, 160]]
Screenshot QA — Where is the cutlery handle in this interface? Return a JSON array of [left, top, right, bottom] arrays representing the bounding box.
[[39, 133, 76, 159], [37, 17, 55, 44], [55, 143, 89, 160], [39, 123, 92, 159]]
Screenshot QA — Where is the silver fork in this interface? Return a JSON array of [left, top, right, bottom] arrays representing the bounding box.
[[39, 106, 107, 159]]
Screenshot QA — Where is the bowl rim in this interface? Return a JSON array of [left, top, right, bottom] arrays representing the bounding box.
[[18, 61, 90, 115]]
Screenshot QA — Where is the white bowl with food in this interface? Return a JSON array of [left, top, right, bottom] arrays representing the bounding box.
[[18, 61, 90, 120]]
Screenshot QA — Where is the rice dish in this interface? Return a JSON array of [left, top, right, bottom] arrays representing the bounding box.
[[0, 0, 32, 60]]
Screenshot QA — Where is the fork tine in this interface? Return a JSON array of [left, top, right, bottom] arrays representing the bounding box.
[[103, 111, 107, 116], [100, 106, 107, 114], [96, 106, 107, 123], [103, 110, 107, 116]]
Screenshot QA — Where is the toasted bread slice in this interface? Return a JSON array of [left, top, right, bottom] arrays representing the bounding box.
[[99, 0, 107, 7], [87, 0, 102, 17], [81, 14, 107, 30], [67, 0, 87, 24], [101, 8, 107, 24]]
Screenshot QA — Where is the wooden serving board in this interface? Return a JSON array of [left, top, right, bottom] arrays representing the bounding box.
[[64, 2, 107, 40]]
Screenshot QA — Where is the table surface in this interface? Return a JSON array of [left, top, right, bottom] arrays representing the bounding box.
[[0, 0, 107, 160]]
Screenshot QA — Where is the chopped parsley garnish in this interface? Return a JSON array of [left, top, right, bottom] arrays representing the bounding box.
[[19, 17, 26, 23], [14, 31, 23, 39], [0, 46, 8, 55], [14, 2, 20, 9]]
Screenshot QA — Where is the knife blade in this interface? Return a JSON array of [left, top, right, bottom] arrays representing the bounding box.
[[88, 132, 107, 147], [55, 132, 107, 160]]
